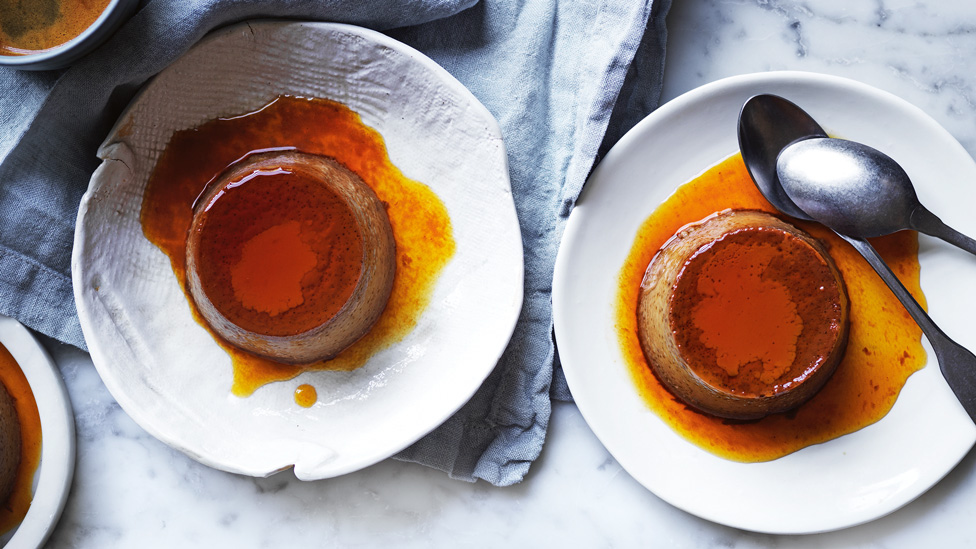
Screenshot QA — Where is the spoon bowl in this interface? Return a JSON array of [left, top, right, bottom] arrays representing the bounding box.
[[777, 138, 919, 238], [737, 94, 826, 219], [775, 132, 976, 254]]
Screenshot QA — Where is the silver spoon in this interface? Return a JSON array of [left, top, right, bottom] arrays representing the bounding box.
[[738, 94, 976, 422], [737, 94, 826, 220], [779, 137, 976, 252]]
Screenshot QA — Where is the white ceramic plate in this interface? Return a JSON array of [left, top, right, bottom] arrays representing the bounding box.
[[553, 71, 976, 534], [0, 316, 75, 549], [72, 22, 523, 479]]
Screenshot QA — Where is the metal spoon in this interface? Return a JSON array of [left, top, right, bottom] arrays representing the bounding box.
[[738, 94, 976, 422], [778, 137, 976, 253], [738, 94, 826, 220]]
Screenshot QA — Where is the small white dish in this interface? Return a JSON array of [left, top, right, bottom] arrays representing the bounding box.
[[0, 316, 75, 549], [72, 21, 523, 480], [553, 71, 976, 533], [0, 0, 138, 71]]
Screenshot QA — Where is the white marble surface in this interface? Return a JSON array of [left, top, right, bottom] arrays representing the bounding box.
[[38, 0, 976, 546]]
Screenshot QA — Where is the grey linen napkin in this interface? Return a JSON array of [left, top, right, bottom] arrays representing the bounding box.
[[0, 0, 671, 486]]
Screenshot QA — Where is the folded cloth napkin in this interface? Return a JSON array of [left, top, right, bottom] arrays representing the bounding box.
[[0, 0, 670, 486]]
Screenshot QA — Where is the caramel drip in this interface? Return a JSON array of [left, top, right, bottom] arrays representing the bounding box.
[[294, 384, 317, 408]]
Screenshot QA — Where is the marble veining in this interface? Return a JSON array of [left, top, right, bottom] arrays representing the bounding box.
[[38, 0, 976, 546]]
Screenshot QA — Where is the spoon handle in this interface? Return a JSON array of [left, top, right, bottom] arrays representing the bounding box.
[[840, 234, 976, 422], [910, 206, 976, 257]]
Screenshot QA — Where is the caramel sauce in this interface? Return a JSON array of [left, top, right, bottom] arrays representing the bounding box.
[[294, 384, 317, 408], [0, 343, 41, 534], [141, 96, 455, 398], [617, 154, 926, 461], [192, 167, 364, 336], [670, 225, 843, 396], [0, 0, 111, 55]]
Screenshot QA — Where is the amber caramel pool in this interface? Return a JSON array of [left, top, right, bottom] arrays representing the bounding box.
[[616, 153, 926, 462]]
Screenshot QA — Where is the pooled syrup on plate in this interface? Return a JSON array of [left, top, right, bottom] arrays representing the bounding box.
[[617, 154, 926, 462], [0, 343, 41, 535], [0, 0, 111, 55], [141, 96, 455, 402]]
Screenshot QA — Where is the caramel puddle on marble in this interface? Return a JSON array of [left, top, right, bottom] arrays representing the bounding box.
[[141, 96, 456, 400], [616, 153, 926, 462], [0, 342, 41, 534], [0, 0, 111, 55]]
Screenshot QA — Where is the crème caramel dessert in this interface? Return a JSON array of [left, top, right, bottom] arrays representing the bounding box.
[[185, 151, 396, 364], [637, 209, 849, 419]]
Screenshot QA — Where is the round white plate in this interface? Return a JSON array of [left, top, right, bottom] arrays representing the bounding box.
[[72, 22, 523, 479], [0, 316, 75, 549], [552, 71, 976, 534]]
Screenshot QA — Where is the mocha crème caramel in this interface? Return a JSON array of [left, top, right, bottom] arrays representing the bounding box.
[[0, 382, 20, 505], [637, 209, 849, 420], [186, 150, 396, 365]]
